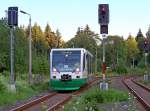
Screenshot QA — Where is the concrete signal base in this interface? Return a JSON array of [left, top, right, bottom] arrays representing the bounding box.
[[100, 81, 108, 90]]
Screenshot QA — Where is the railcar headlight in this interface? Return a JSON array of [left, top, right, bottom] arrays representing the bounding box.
[[53, 68, 57, 72], [76, 68, 79, 72]]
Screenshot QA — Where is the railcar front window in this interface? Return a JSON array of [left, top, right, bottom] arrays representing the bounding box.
[[52, 51, 81, 72]]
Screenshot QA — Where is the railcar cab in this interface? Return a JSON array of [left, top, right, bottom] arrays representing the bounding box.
[[50, 48, 93, 90]]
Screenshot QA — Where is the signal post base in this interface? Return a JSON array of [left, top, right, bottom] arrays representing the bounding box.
[[9, 84, 16, 92], [144, 74, 149, 81], [100, 73, 108, 90], [100, 81, 108, 90]]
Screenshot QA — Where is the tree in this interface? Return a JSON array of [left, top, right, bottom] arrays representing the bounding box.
[[55, 29, 62, 48], [0, 19, 10, 71], [136, 29, 145, 55], [14, 27, 28, 73], [105, 35, 127, 70], [146, 25, 150, 40], [0, 18, 29, 74], [44, 23, 56, 49], [66, 25, 100, 73], [146, 25, 150, 64], [135, 29, 144, 41], [32, 23, 46, 55], [126, 34, 139, 68], [146, 26, 150, 51], [66, 25, 99, 55], [135, 29, 146, 67]]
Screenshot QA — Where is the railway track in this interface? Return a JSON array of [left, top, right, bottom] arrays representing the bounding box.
[[10, 77, 100, 111], [123, 77, 150, 111]]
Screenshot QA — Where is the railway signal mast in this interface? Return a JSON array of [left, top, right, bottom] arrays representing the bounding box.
[[144, 40, 149, 81], [98, 4, 109, 90], [8, 6, 18, 92]]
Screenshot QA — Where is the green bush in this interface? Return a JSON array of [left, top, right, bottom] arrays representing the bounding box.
[[0, 74, 49, 106], [0, 91, 15, 105], [30, 81, 49, 92], [64, 97, 99, 111], [83, 88, 104, 103], [32, 56, 49, 75], [64, 87, 128, 111], [115, 65, 128, 74], [128, 67, 145, 75], [100, 89, 128, 103], [0, 80, 6, 92], [137, 57, 145, 68]]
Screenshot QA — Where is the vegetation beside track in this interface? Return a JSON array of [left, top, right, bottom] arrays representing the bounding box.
[[0, 73, 49, 106], [0, 16, 150, 110], [64, 87, 128, 111], [139, 77, 150, 85]]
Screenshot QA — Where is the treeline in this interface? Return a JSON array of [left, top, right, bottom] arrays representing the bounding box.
[[0, 17, 150, 76], [0, 18, 65, 76], [66, 25, 150, 74]]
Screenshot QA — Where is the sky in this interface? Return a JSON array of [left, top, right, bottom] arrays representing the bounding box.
[[0, 0, 150, 41]]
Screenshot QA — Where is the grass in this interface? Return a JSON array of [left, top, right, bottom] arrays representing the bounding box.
[[96, 67, 150, 77], [64, 87, 128, 111], [0, 73, 49, 107], [139, 77, 150, 85]]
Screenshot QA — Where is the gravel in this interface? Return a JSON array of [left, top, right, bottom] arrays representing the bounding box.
[[97, 101, 139, 111]]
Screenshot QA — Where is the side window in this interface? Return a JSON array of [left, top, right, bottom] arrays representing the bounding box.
[[86, 54, 90, 74], [83, 54, 85, 70]]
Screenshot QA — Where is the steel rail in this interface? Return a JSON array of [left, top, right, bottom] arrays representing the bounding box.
[[10, 92, 57, 111], [10, 77, 100, 111], [47, 77, 100, 111], [123, 77, 150, 110]]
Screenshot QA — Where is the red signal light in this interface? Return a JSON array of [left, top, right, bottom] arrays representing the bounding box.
[[102, 7, 105, 11], [144, 40, 148, 53], [144, 41, 148, 45], [98, 4, 109, 24], [101, 6, 106, 14]]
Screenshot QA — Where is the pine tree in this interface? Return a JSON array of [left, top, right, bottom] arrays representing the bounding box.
[[135, 29, 144, 41], [44, 24, 53, 49], [146, 25, 150, 42], [146, 25, 150, 64], [135, 29, 145, 56], [32, 23, 46, 55], [55, 29, 62, 48]]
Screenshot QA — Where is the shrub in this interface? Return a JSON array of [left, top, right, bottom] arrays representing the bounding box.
[[32, 56, 49, 75], [115, 65, 128, 74], [0, 80, 6, 92], [64, 88, 128, 111], [100, 89, 128, 103], [30, 81, 49, 92], [83, 88, 104, 103]]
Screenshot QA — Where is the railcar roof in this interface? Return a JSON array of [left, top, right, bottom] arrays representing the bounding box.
[[51, 48, 93, 57], [51, 48, 84, 50]]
